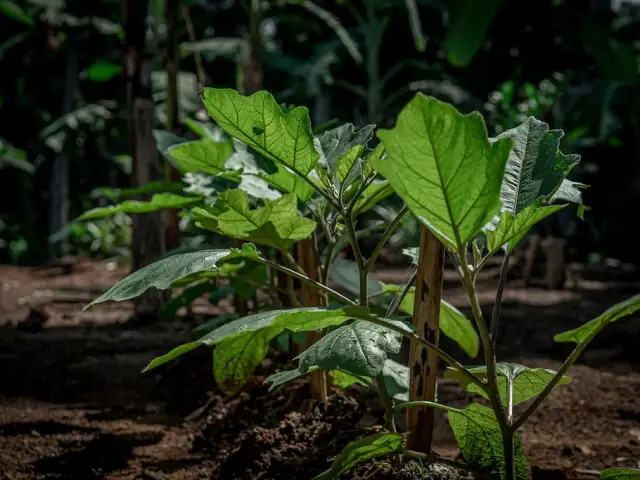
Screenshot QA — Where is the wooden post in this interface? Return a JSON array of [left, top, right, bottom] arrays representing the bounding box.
[[296, 237, 329, 404], [406, 225, 445, 453]]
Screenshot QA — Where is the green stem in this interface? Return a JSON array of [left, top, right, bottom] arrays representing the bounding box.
[[285, 272, 301, 307], [490, 252, 510, 345], [402, 449, 494, 480], [457, 246, 508, 431], [365, 205, 409, 273], [393, 400, 462, 415], [344, 215, 368, 306], [502, 429, 515, 480], [376, 374, 397, 432], [256, 257, 356, 306]]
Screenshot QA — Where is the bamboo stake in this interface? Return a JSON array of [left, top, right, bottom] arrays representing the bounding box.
[[406, 225, 445, 452]]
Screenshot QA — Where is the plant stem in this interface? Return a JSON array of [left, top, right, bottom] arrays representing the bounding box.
[[344, 215, 368, 306], [376, 374, 397, 432], [393, 401, 462, 415], [365, 205, 409, 273], [502, 429, 515, 480], [490, 253, 510, 345], [457, 246, 507, 421], [285, 273, 301, 307], [402, 449, 494, 480], [257, 257, 356, 306]]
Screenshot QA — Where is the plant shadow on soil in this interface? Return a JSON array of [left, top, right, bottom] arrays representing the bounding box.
[[0, 260, 639, 479]]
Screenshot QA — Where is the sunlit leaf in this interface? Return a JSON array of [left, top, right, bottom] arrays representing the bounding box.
[[374, 94, 511, 250], [167, 139, 236, 177], [192, 189, 316, 251], [445, 363, 571, 405]]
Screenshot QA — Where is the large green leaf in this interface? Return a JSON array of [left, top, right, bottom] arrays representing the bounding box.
[[449, 403, 528, 479], [554, 294, 640, 345], [167, 139, 235, 176], [444, 0, 503, 67], [374, 94, 512, 250], [261, 164, 315, 201], [313, 433, 404, 480], [600, 468, 640, 480], [485, 203, 566, 254], [144, 306, 368, 373], [89, 244, 261, 306], [445, 363, 571, 406], [298, 320, 404, 377], [493, 116, 581, 216], [77, 193, 201, 221], [192, 189, 316, 251], [382, 284, 479, 358], [201, 89, 319, 179]]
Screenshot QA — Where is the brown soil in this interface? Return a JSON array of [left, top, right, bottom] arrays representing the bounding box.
[[0, 257, 639, 479]]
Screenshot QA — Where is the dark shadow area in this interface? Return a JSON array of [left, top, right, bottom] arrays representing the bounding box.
[[0, 420, 97, 437], [33, 431, 164, 480]]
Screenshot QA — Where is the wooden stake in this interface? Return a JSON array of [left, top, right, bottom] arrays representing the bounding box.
[[296, 237, 329, 404], [406, 225, 445, 453]]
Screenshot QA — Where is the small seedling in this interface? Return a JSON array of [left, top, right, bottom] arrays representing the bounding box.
[[86, 89, 640, 480]]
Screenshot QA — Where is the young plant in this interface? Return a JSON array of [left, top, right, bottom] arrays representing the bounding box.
[[86, 89, 640, 480]]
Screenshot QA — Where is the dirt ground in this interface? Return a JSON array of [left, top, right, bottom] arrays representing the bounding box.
[[0, 257, 639, 480]]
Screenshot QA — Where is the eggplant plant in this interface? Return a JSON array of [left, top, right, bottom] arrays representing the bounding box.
[[86, 89, 640, 480]]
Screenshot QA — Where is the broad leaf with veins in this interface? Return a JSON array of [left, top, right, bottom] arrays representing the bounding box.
[[373, 94, 512, 250]]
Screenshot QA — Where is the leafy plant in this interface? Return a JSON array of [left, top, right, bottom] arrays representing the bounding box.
[[86, 88, 639, 480]]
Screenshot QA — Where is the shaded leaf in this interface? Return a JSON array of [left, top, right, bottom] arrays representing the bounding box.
[[298, 320, 404, 377], [78, 193, 201, 221], [329, 258, 383, 297], [449, 403, 528, 479], [445, 363, 571, 406], [0, 1, 34, 25], [554, 294, 640, 345], [374, 94, 511, 250], [352, 181, 393, 217], [313, 433, 403, 480], [144, 306, 368, 373], [89, 244, 261, 306]]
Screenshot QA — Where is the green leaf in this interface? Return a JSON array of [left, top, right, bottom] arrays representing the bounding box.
[[316, 123, 375, 183], [449, 403, 528, 479], [89, 244, 261, 307], [77, 193, 201, 221], [382, 359, 409, 402], [298, 320, 404, 377], [329, 258, 383, 298], [86, 61, 121, 82], [90, 182, 184, 201], [201, 89, 320, 180], [144, 306, 368, 373], [214, 329, 280, 394], [313, 433, 403, 480], [444, 363, 571, 406], [402, 247, 419, 265], [445, 0, 502, 67], [551, 180, 589, 219], [352, 181, 393, 217], [0, 1, 34, 26], [193, 189, 317, 251], [493, 116, 582, 216], [554, 294, 640, 345], [265, 366, 320, 391], [261, 164, 315, 201], [382, 284, 479, 358], [374, 94, 511, 250], [167, 139, 236, 176], [600, 468, 640, 480], [485, 203, 566, 254], [330, 369, 368, 388]]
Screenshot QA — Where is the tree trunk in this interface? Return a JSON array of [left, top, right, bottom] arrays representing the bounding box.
[[48, 30, 77, 260], [164, 0, 182, 252], [125, 0, 168, 318]]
